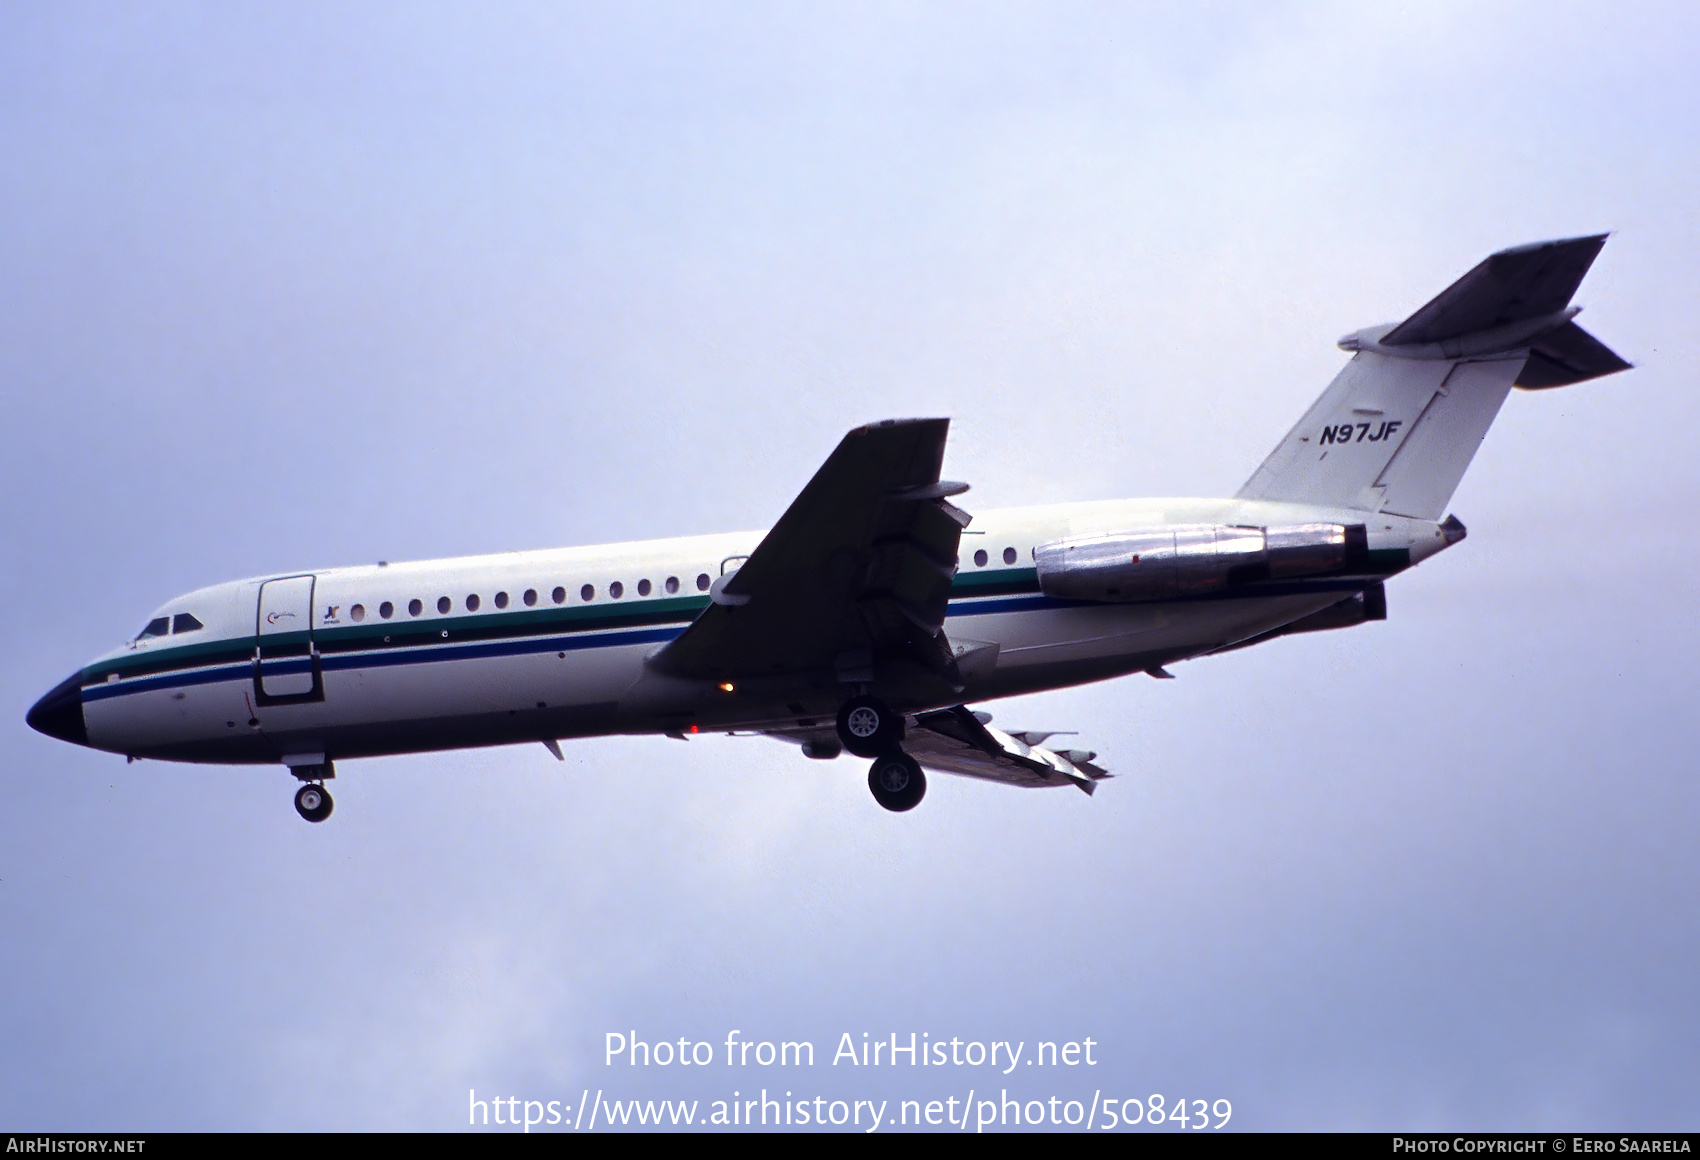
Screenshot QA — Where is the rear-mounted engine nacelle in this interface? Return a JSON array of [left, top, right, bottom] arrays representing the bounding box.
[[1035, 522, 1367, 602]]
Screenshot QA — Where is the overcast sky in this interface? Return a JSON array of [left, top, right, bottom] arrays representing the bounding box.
[[3, 0, 1697, 1132]]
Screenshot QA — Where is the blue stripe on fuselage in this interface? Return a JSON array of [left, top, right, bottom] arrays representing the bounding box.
[[82, 625, 686, 702], [81, 576, 1373, 702]]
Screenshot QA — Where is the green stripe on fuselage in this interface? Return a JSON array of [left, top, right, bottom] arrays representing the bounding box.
[[82, 594, 715, 685], [950, 567, 1038, 597], [80, 554, 1408, 688]]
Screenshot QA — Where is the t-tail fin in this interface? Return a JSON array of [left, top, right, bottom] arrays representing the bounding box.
[[1238, 235, 1630, 520]]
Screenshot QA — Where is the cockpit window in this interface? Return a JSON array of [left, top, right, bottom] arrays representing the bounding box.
[[136, 617, 169, 641], [172, 613, 204, 634]]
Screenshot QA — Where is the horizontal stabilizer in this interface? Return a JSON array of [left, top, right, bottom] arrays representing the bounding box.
[[1382, 234, 1607, 346], [1515, 320, 1633, 389]]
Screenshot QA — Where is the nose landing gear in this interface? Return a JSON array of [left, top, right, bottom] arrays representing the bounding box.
[[293, 782, 334, 823], [288, 759, 336, 823]]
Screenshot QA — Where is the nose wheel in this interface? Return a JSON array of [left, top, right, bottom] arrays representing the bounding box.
[[294, 782, 334, 823], [868, 751, 926, 812]]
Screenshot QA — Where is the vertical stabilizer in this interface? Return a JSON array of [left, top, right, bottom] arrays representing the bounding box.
[[1237, 236, 1628, 520]]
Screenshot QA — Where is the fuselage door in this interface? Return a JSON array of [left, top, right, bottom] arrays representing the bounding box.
[[255, 575, 323, 703]]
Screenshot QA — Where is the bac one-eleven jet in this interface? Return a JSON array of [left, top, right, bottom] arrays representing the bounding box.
[[29, 237, 1630, 822]]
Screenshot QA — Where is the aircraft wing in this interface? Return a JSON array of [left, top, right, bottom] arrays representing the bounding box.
[[648, 418, 972, 693], [906, 706, 1111, 795]]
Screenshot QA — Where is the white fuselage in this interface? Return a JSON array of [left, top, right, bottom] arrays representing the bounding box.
[[63, 496, 1448, 768]]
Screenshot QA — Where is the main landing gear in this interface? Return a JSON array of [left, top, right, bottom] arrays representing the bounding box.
[[836, 695, 902, 758], [836, 695, 927, 812], [867, 750, 926, 812]]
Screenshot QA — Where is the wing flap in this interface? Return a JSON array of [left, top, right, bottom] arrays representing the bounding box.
[[908, 706, 1110, 794]]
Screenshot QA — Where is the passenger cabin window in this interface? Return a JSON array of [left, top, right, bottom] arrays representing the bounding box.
[[523, 589, 537, 607], [408, 599, 423, 617], [172, 613, 204, 633], [580, 584, 594, 602], [466, 594, 481, 612], [609, 581, 624, 599], [665, 576, 679, 594], [1003, 547, 1018, 565], [696, 573, 710, 592], [552, 587, 566, 605], [974, 549, 988, 567], [637, 579, 651, 597], [494, 592, 509, 609], [136, 617, 169, 641], [380, 602, 394, 620], [437, 596, 451, 614], [350, 605, 366, 623]]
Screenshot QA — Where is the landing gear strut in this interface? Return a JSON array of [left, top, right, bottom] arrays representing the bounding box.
[[836, 694, 902, 758], [867, 751, 926, 812], [293, 782, 334, 823]]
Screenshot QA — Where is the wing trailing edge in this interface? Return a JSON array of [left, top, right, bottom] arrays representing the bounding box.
[[908, 706, 1110, 795]]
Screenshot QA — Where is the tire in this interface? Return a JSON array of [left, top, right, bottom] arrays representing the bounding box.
[[294, 783, 334, 823], [836, 695, 902, 758], [867, 752, 927, 812]]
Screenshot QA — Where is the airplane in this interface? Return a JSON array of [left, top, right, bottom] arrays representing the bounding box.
[[27, 236, 1630, 822]]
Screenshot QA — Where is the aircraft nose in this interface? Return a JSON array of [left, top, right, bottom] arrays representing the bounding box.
[[26, 671, 88, 747]]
